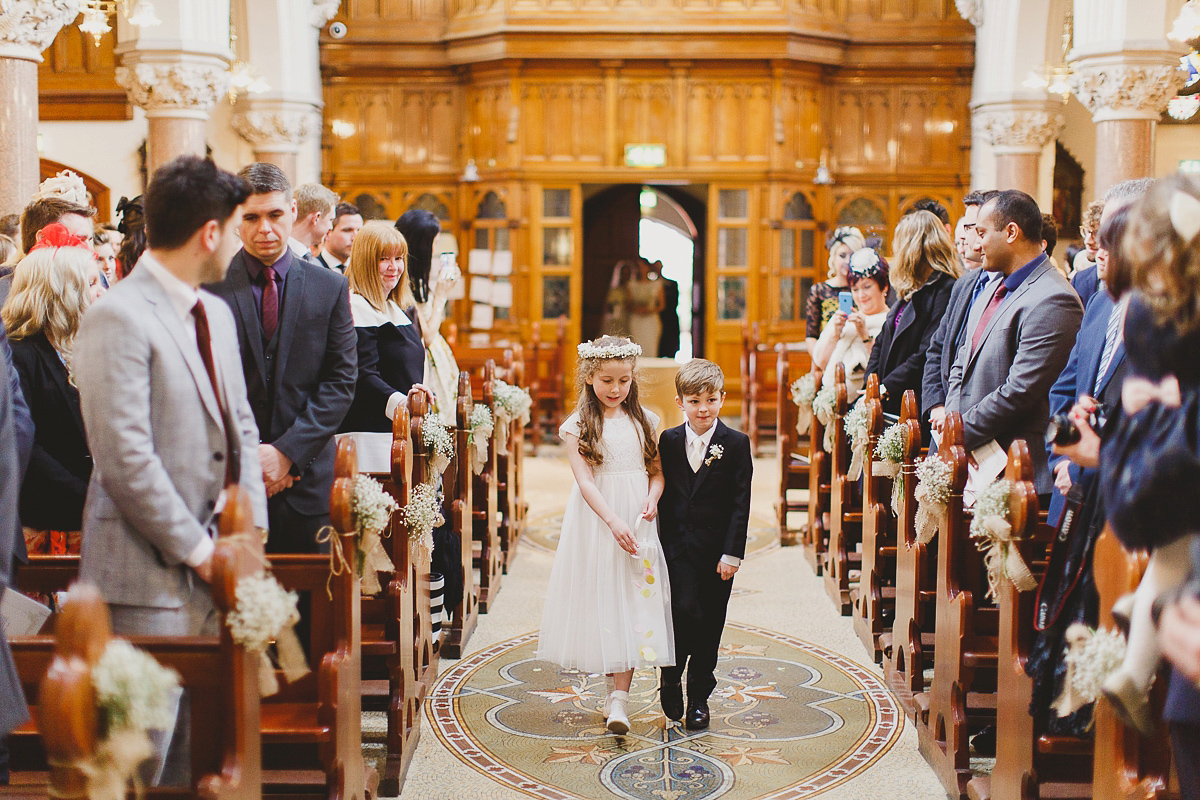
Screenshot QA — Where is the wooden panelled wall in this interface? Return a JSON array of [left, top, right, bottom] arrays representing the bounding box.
[[322, 2, 973, 400]]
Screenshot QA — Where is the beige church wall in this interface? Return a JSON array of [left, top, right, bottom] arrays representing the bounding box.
[[38, 111, 148, 218], [1154, 125, 1198, 177]]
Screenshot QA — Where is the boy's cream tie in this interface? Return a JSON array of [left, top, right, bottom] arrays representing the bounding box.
[[688, 437, 704, 472]]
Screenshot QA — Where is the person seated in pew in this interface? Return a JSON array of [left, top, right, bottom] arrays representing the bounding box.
[[2, 228, 105, 554], [809, 247, 890, 399], [805, 226, 866, 356], [867, 209, 960, 418], [338, 221, 434, 433]]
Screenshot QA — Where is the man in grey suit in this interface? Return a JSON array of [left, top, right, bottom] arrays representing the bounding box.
[[207, 164, 356, 553], [944, 190, 1083, 496], [73, 156, 268, 637]]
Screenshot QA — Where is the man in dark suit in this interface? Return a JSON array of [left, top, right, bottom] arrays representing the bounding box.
[[921, 190, 998, 430], [655, 262, 681, 358], [318, 202, 362, 273], [207, 163, 357, 552], [657, 359, 752, 730]]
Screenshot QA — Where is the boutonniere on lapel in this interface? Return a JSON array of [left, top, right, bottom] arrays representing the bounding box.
[[704, 444, 724, 467]]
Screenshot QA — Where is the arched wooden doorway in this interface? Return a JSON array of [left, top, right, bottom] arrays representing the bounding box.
[[39, 159, 110, 222]]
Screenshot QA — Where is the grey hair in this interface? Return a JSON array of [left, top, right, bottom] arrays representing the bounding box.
[[1102, 178, 1154, 208]]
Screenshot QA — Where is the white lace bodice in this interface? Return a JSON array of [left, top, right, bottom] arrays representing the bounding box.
[[559, 408, 659, 474]]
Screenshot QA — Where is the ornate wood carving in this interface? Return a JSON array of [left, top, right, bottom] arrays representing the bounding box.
[[37, 23, 130, 121]]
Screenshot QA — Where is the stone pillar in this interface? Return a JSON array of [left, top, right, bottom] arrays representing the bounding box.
[[0, 0, 80, 215], [1070, 55, 1186, 193], [114, 0, 232, 178], [229, 0, 331, 184], [972, 101, 1065, 196]]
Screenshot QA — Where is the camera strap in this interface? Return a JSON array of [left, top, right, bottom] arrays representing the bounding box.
[[1033, 482, 1087, 632]]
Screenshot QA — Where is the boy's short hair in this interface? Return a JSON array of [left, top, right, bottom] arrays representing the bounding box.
[[675, 358, 725, 397]]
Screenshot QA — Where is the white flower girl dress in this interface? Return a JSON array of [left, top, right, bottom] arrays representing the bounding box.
[[537, 408, 675, 675]]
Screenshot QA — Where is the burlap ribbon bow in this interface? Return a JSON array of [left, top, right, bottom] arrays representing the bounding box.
[[914, 482, 945, 545], [873, 460, 903, 518], [973, 513, 1037, 601], [796, 404, 812, 437], [470, 421, 493, 475], [316, 525, 395, 598]]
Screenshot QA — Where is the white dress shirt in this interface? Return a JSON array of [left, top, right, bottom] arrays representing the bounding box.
[[684, 421, 741, 568]]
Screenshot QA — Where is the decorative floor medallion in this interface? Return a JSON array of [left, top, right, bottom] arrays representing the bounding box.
[[427, 623, 901, 800], [522, 511, 780, 561]]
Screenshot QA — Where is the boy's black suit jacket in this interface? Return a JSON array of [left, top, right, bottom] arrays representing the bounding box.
[[657, 420, 752, 615]]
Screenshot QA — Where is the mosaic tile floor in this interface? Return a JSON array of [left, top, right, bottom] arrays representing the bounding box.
[[390, 454, 949, 800]]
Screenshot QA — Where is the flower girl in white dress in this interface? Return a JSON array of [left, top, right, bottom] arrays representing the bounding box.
[[537, 336, 675, 734]]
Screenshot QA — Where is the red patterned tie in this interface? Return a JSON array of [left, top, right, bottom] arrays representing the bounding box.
[[260, 265, 278, 341], [191, 300, 236, 486], [970, 282, 1009, 353]]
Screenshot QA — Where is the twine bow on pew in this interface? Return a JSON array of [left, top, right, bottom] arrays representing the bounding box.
[[813, 385, 836, 454], [468, 406, 494, 475], [969, 480, 1037, 602], [873, 422, 907, 517], [844, 404, 868, 481], [914, 457, 952, 545], [52, 729, 153, 800], [790, 374, 816, 437]]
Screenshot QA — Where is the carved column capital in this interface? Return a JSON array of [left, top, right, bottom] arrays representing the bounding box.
[[0, 0, 79, 62], [1070, 56, 1188, 122], [116, 58, 231, 119], [231, 105, 317, 152], [953, 0, 982, 27], [311, 0, 340, 28], [971, 102, 1064, 154]]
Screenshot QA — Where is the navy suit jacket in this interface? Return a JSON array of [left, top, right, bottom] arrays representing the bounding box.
[[1045, 288, 1126, 522], [207, 250, 358, 516], [1071, 264, 1100, 309]]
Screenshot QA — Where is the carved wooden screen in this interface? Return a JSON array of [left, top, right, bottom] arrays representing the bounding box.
[[466, 188, 513, 334], [708, 185, 758, 393], [535, 185, 578, 331], [776, 190, 818, 327]]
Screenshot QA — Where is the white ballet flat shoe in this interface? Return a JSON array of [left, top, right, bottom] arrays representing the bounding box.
[[607, 690, 630, 735]]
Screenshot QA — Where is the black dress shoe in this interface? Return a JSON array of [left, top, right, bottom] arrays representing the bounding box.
[[684, 701, 710, 731], [660, 681, 684, 721], [970, 725, 996, 756]]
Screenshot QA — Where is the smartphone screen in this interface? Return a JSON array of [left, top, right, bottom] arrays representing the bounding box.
[[838, 291, 854, 315]]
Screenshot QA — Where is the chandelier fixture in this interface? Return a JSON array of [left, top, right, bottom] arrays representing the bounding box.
[[225, 12, 269, 102], [1022, 10, 1074, 102], [1169, 0, 1200, 48], [78, 0, 161, 46]]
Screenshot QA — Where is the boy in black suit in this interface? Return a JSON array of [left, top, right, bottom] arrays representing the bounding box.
[[657, 359, 752, 729]]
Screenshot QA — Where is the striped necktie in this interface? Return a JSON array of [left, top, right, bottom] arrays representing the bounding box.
[[1094, 302, 1123, 393]]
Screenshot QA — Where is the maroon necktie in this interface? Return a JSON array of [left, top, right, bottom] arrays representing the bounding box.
[[259, 265, 279, 341], [191, 300, 237, 486], [970, 282, 1009, 353]]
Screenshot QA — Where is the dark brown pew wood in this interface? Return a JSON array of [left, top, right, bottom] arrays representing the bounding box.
[[804, 369, 832, 577], [824, 365, 865, 615], [775, 343, 811, 547]]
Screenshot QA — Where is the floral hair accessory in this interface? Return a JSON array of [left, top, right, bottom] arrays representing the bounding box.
[[825, 225, 863, 250], [1168, 190, 1200, 243], [577, 339, 642, 360], [33, 169, 89, 207], [29, 222, 90, 252], [849, 247, 888, 283]]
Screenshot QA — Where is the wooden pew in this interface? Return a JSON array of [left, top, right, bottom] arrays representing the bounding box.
[[497, 341, 527, 569], [446, 371, 482, 662], [774, 343, 810, 547], [260, 438, 377, 800], [881, 390, 929, 717], [12, 486, 263, 798], [1091, 529, 1173, 800], [469, 361, 504, 619], [742, 322, 778, 457], [804, 370, 832, 576], [526, 316, 567, 444], [917, 412, 999, 800], [823, 366, 865, 615], [967, 440, 1092, 800], [851, 384, 902, 662]]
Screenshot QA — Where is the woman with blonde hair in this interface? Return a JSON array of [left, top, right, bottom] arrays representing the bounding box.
[[339, 220, 430, 433], [866, 210, 961, 416], [2, 234, 104, 552], [805, 226, 866, 353]]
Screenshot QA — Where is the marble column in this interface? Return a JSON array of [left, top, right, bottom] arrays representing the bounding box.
[[0, 0, 81, 215], [1070, 56, 1186, 193], [230, 103, 315, 183], [971, 101, 1064, 197]]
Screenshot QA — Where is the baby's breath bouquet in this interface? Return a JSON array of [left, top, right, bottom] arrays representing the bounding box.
[[401, 482, 445, 564], [1054, 623, 1127, 718], [843, 402, 869, 481], [873, 422, 907, 516], [468, 405, 494, 475], [350, 475, 399, 595], [226, 572, 309, 696], [790, 373, 817, 436], [421, 413, 456, 479], [914, 456, 952, 545], [493, 379, 533, 452], [970, 479, 1035, 600], [812, 384, 837, 453]]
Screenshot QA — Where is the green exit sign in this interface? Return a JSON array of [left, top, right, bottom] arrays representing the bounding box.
[[625, 144, 666, 168]]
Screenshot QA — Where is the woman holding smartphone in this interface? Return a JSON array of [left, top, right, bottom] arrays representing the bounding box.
[[810, 247, 891, 397]]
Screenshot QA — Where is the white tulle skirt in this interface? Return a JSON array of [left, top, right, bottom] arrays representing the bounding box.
[[537, 469, 676, 674]]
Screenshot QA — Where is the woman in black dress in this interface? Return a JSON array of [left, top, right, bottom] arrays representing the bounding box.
[[805, 226, 865, 354]]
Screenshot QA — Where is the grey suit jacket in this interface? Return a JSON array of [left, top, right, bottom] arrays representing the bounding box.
[[73, 265, 267, 616], [945, 260, 1083, 494], [921, 267, 985, 416]]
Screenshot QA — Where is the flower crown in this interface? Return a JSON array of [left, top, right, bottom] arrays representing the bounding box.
[[577, 340, 642, 360]]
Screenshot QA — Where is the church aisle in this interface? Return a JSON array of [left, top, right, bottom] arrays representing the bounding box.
[[387, 452, 949, 800]]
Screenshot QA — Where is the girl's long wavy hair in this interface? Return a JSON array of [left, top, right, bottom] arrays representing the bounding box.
[[2, 246, 95, 371], [574, 336, 659, 472], [890, 210, 962, 300]]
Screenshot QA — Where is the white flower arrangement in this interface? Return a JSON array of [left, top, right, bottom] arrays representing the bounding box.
[[401, 482, 445, 563], [843, 402, 869, 480], [577, 340, 642, 361], [812, 384, 837, 453], [970, 478, 1036, 600], [1063, 624, 1127, 707], [340, 475, 401, 595], [791, 373, 817, 408], [421, 413, 455, 477], [93, 639, 180, 733], [914, 456, 953, 544], [352, 474, 399, 538], [970, 479, 1012, 540], [468, 404, 494, 475], [874, 422, 906, 466], [492, 379, 533, 451], [33, 169, 89, 207], [226, 572, 308, 696], [704, 443, 724, 466]]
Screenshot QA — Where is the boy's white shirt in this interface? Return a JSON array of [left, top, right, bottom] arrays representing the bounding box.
[[684, 421, 741, 568]]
